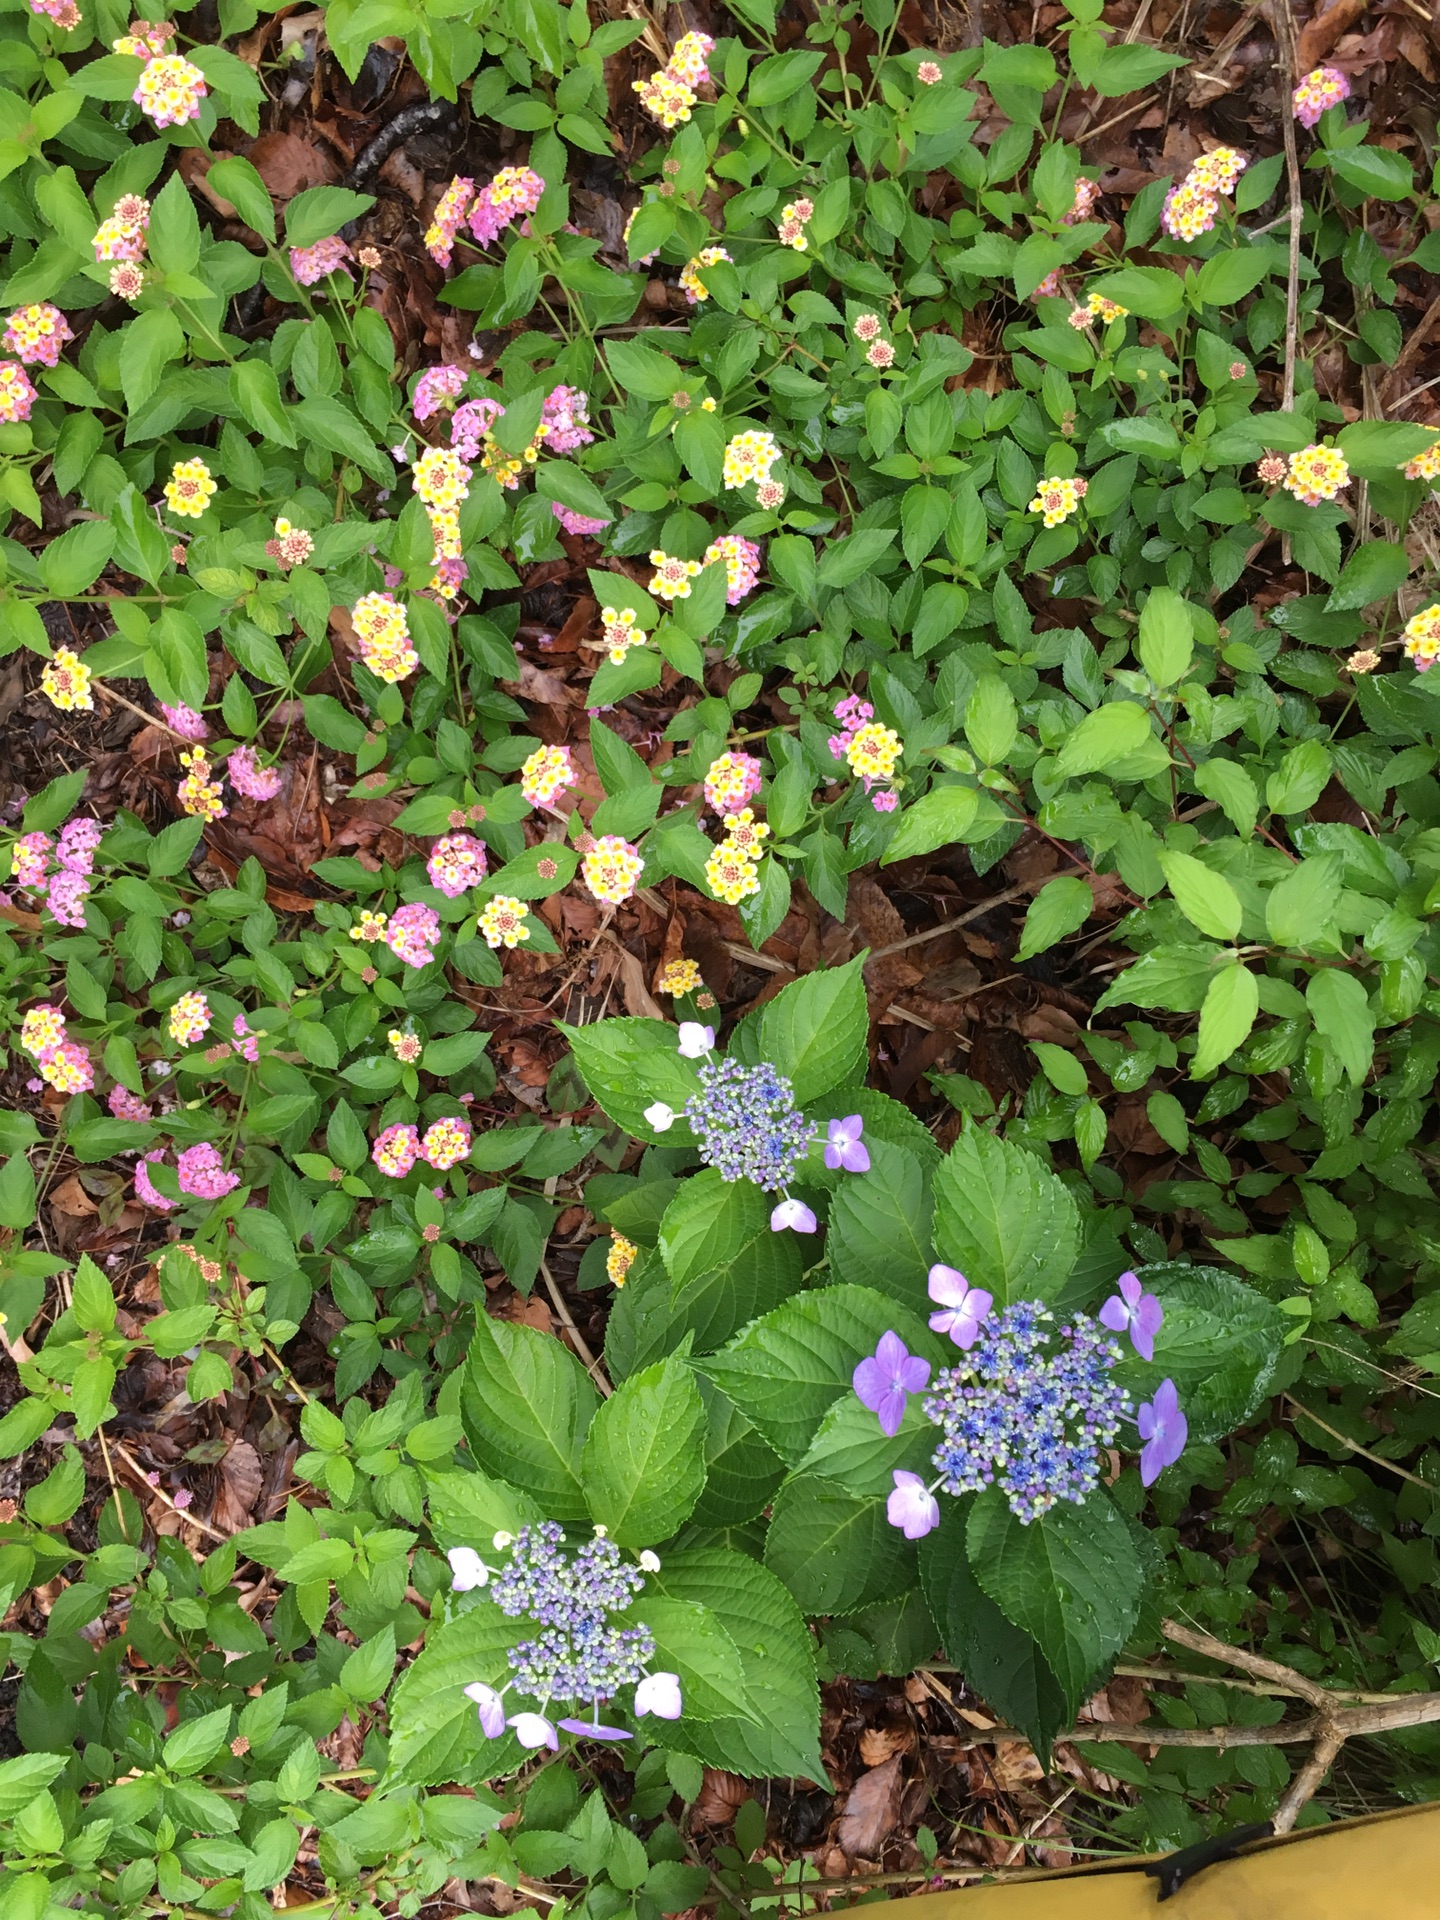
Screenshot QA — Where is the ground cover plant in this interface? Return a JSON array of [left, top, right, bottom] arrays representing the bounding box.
[[4, 0, 1440, 1910]]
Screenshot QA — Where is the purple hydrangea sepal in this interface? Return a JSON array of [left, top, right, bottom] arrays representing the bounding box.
[[887, 1471, 940, 1539], [558, 1717, 632, 1741], [1137, 1378, 1187, 1486], [634, 1671, 683, 1719], [508, 1710, 559, 1750], [463, 1682, 506, 1738], [824, 1115, 870, 1173], [1099, 1270, 1163, 1362], [771, 1197, 817, 1233], [927, 1264, 993, 1349], [853, 1331, 931, 1437]]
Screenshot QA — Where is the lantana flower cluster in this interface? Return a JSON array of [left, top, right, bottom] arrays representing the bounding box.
[[1282, 443, 1351, 507], [829, 697, 902, 811], [176, 747, 226, 823], [703, 533, 762, 606], [426, 833, 488, 897], [133, 51, 208, 130], [163, 457, 216, 520], [599, 605, 645, 666], [351, 591, 419, 684], [582, 835, 644, 905], [4, 303, 73, 368], [451, 1522, 682, 1749], [1402, 603, 1440, 672], [424, 167, 545, 266], [856, 1268, 1187, 1537], [633, 30, 713, 129], [1029, 473, 1088, 528], [40, 647, 94, 713], [372, 1115, 473, 1178], [19, 1001, 95, 1094], [290, 237, 353, 286], [1160, 145, 1247, 243], [0, 361, 37, 423], [136, 1141, 242, 1209], [679, 246, 731, 306], [777, 196, 814, 252], [520, 744, 577, 811], [1292, 66, 1350, 128], [412, 443, 472, 600], [645, 1024, 870, 1234]]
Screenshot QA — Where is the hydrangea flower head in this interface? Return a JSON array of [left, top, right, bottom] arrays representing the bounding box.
[[41, 647, 93, 711], [1293, 66, 1350, 128], [1283, 444, 1350, 506], [3, 304, 73, 368], [684, 1058, 815, 1191]]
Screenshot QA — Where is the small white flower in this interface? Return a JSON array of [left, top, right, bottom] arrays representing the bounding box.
[[677, 1021, 715, 1058], [593, 1523, 609, 1538], [644, 1100, 675, 1131], [447, 1546, 489, 1591], [463, 1681, 506, 1736], [634, 1671, 683, 1720], [638, 1550, 661, 1572], [492, 1530, 515, 1550]]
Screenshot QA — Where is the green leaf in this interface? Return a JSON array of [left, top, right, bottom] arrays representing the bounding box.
[[932, 1127, 1080, 1303], [164, 1706, 233, 1778], [754, 953, 869, 1103], [386, 1602, 525, 1785], [231, 359, 298, 449], [1191, 959, 1260, 1077], [1193, 247, 1276, 308], [921, 1525, 1067, 1758], [1192, 759, 1258, 839], [0, 1146, 35, 1230], [637, 1594, 759, 1722], [1054, 700, 1153, 777], [967, 1486, 1144, 1718], [340, 1625, 396, 1701], [559, 1016, 703, 1145], [1265, 853, 1341, 949], [1158, 849, 1242, 942], [148, 171, 201, 277], [1266, 740, 1332, 815], [71, 1254, 116, 1334], [880, 784, 998, 863], [1114, 1263, 1285, 1442], [284, 185, 377, 249], [826, 1139, 932, 1305], [1325, 539, 1410, 612], [965, 675, 1017, 765], [1016, 875, 1092, 961], [0, 1755, 68, 1820], [764, 1473, 911, 1614], [581, 1354, 706, 1545], [460, 1314, 597, 1520], [1137, 584, 1193, 686], [748, 47, 825, 104], [536, 459, 612, 525], [1322, 143, 1414, 201], [292, 395, 393, 485], [205, 155, 276, 241], [1306, 967, 1375, 1085], [1086, 266, 1184, 321], [656, 1548, 828, 1784], [702, 1284, 936, 1467]]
